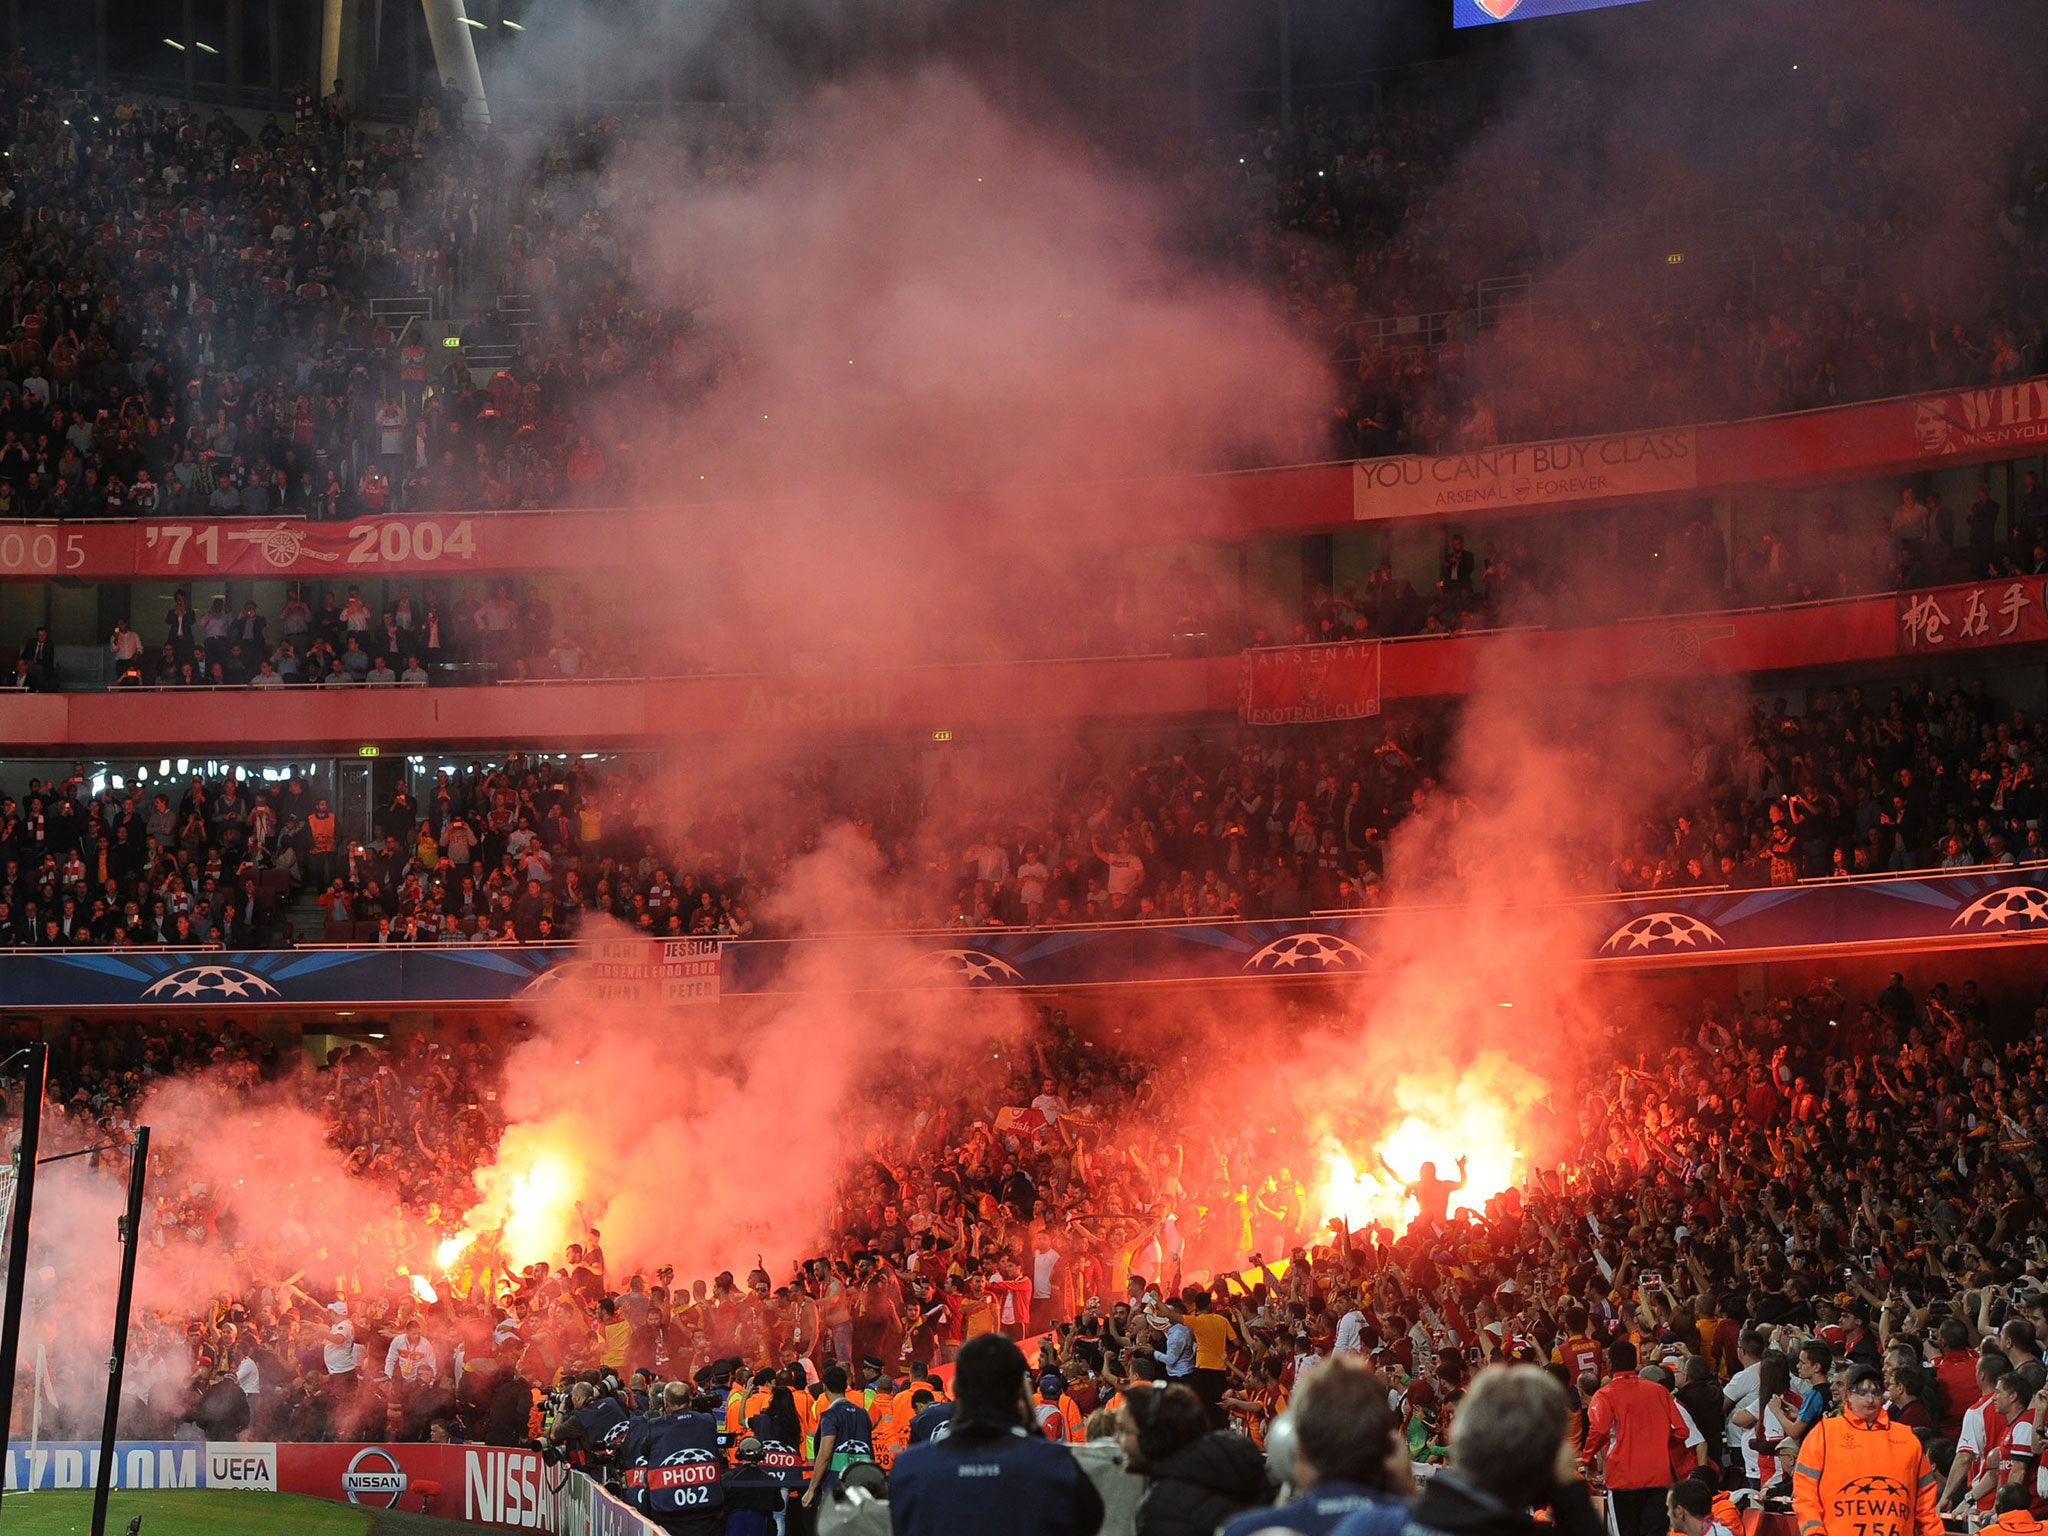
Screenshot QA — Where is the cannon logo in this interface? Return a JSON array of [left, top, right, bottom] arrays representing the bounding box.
[[342, 1447, 408, 1508]]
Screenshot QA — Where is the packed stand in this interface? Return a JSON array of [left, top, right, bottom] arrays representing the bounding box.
[[17, 968, 2048, 1536], [0, 55, 670, 525], [1, 666, 2039, 951], [1186, 55, 2048, 458], [0, 41, 2045, 536]]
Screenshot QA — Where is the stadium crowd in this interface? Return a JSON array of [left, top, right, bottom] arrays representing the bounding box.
[[0, 38, 2041, 539], [1196, 52, 2048, 459], [0, 51, 670, 526], [13, 960, 2048, 1536], [4, 14, 2048, 1536], [0, 664, 2038, 950]]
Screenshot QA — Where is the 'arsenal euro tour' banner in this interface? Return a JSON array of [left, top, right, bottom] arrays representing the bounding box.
[[1239, 641, 1382, 725], [1896, 576, 2048, 653], [1911, 379, 2048, 457], [572, 938, 721, 1003], [1352, 429, 1696, 521]]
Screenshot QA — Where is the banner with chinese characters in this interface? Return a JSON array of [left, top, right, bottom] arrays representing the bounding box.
[[1895, 577, 2048, 652], [1240, 641, 1382, 724]]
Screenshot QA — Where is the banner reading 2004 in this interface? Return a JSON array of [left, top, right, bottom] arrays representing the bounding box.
[[1352, 429, 1696, 521], [134, 515, 482, 577]]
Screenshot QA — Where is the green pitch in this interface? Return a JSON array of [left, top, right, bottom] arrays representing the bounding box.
[[0, 1488, 477, 1534]]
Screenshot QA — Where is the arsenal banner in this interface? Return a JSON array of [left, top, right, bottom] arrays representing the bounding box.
[[1896, 576, 2048, 653], [1352, 429, 1696, 522], [133, 515, 484, 578], [1239, 642, 1382, 725]]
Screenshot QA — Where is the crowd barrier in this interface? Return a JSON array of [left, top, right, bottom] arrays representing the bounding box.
[[2, 1440, 660, 1534], [4, 572, 2035, 753], [0, 864, 2041, 1010], [0, 1439, 1813, 1536]]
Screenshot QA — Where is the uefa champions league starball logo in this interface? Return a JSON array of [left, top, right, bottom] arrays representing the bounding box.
[[1241, 933, 1369, 973], [905, 949, 1026, 986], [1949, 887, 2048, 930], [1597, 912, 1726, 955], [139, 965, 283, 1001]]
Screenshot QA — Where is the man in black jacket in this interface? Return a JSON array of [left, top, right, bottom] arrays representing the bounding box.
[[891, 1334, 1104, 1536], [1117, 1379, 1271, 1536], [17, 627, 54, 690], [462, 1338, 535, 1447]]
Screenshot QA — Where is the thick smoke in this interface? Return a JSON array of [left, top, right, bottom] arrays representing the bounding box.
[[1050, 637, 1737, 1270], [1410, 0, 2038, 442], [16, 1071, 425, 1436], [462, 881, 1031, 1281], [583, 64, 1330, 665]]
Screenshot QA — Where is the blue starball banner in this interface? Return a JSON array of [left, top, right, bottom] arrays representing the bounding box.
[[0, 870, 2042, 1007], [1454, 0, 1659, 27]]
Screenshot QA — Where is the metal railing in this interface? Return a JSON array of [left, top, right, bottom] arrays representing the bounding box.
[[36, 578, 1990, 701], [9, 857, 2044, 955], [1335, 308, 1463, 357], [369, 294, 437, 329]]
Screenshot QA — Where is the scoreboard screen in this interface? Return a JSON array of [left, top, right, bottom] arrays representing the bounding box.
[[1453, 0, 1657, 26]]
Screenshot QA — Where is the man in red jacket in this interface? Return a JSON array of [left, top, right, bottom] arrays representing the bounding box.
[[1582, 1341, 1688, 1536]]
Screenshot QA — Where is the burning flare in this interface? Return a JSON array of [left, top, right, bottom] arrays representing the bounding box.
[[462, 1145, 585, 1267], [1313, 1058, 1542, 1234]]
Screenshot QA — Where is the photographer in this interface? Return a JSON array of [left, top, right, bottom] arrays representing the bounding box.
[[549, 1377, 631, 1468], [631, 1379, 727, 1536]]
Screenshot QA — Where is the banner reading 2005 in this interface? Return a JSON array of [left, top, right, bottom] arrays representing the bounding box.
[[1353, 429, 1696, 521]]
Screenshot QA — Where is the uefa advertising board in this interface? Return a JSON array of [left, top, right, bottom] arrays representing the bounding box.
[[1, 1442, 662, 1535]]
